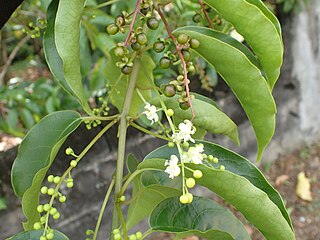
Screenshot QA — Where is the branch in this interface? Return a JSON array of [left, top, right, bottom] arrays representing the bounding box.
[[123, 0, 141, 47], [198, 0, 214, 29]]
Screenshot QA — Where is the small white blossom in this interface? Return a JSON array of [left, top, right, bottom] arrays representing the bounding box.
[[164, 155, 181, 179], [182, 144, 204, 164], [173, 120, 196, 143], [143, 103, 158, 124]]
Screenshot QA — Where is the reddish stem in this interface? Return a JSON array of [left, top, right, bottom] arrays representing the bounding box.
[[124, 0, 141, 47], [198, 0, 214, 29], [156, 7, 195, 119]]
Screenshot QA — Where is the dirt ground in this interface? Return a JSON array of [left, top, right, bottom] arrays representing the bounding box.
[[150, 142, 320, 240]]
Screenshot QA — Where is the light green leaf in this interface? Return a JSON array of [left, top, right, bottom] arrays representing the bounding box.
[[174, 27, 276, 160], [11, 111, 81, 229], [204, 0, 283, 88], [54, 0, 91, 114], [138, 159, 295, 240], [158, 94, 239, 144], [150, 196, 250, 240], [145, 141, 293, 230], [106, 53, 155, 116], [7, 229, 69, 240]]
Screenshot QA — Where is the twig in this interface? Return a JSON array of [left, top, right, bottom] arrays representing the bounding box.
[[156, 7, 195, 119], [0, 34, 30, 85], [123, 0, 141, 47], [198, 0, 214, 29]]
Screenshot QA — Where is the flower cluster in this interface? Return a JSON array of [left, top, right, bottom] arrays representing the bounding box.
[[143, 103, 158, 124]]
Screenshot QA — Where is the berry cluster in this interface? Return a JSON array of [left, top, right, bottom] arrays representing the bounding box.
[[112, 229, 143, 240]]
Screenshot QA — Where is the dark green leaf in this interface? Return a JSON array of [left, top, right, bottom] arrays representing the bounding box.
[[150, 196, 250, 240], [7, 229, 69, 240]]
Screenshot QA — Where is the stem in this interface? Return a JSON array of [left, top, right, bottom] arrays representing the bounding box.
[[156, 7, 195, 119], [92, 179, 115, 240], [111, 58, 141, 235], [91, 0, 120, 9], [42, 120, 117, 235], [198, 0, 214, 29], [124, 0, 142, 47], [130, 121, 171, 141], [82, 114, 119, 122]]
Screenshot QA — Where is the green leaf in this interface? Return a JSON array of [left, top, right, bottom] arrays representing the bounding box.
[[150, 196, 250, 240], [19, 109, 35, 130], [174, 27, 276, 160], [53, 0, 91, 114], [204, 0, 283, 88], [7, 229, 69, 240], [145, 141, 293, 230], [11, 111, 81, 229], [158, 94, 239, 144], [138, 159, 295, 240], [106, 54, 156, 116]]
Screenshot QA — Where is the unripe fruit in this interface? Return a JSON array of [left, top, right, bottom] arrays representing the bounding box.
[[53, 212, 61, 220], [190, 38, 200, 49], [220, 165, 225, 171], [140, 7, 150, 15], [186, 178, 196, 188], [65, 147, 74, 155], [182, 50, 191, 61], [131, 42, 141, 51], [70, 160, 77, 168], [119, 195, 126, 202], [179, 101, 190, 110], [47, 188, 55, 196], [41, 186, 48, 194], [159, 57, 171, 69], [136, 33, 148, 45], [136, 231, 142, 239], [47, 175, 54, 182], [192, 13, 202, 23], [186, 192, 193, 203], [106, 24, 119, 35], [40, 236, 47, 240], [179, 194, 189, 204], [147, 17, 159, 30], [67, 181, 74, 188], [168, 142, 175, 148], [121, 65, 133, 75], [212, 157, 219, 164], [177, 33, 189, 44], [129, 234, 137, 240], [43, 203, 50, 212], [166, 109, 174, 117], [49, 207, 57, 215], [114, 233, 121, 240], [59, 195, 67, 203], [33, 222, 41, 230], [37, 205, 44, 213], [114, 46, 125, 58], [53, 176, 61, 184], [163, 84, 176, 97], [112, 229, 120, 235], [182, 141, 189, 149], [153, 41, 165, 53], [46, 232, 54, 240], [115, 15, 125, 26], [193, 170, 203, 179]]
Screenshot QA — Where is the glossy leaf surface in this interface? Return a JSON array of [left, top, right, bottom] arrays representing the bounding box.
[[204, 0, 283, 88], [11, 111, 81, 229], [150, 196, 250, 240], [174, 27, 276, 160], [138, 159, 294, 240]]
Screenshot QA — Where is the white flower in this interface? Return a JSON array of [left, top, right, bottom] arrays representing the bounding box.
[[143, 103, 158, 124], [164, 155, 181, 179], [182, 144, 204, 164], [173, 120, 196, 143]]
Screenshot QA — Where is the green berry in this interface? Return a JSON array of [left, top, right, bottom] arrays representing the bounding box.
[[53, 212, 61, 220], [179, 194, 189, 204], [182, 141, 190, 149], [208, 155, 214, 161], [186, 178, 196, 188], [179, 101, 190, 110], [47, 188, 55, 195], [163, 84, 176, 97], [70, 160, 77, 167], [43, 203, 50, 212], [46, 232, 54, 240], [129, 234, 137, 240], [40, 216, 46, 223], [49, 207, 57, 215], [47, 175, 54, 182], [114, 233, 121, 240], [131, 42, 141, 51], [40, 236, 47, 240], [177, 33, 189, 44], [59, 195, 67, 203], [147, 17, 159, 30], [115, 15, 125, 26], [168, 142, 175, 148], [114, 46, 125, 58], [136, 232, 142, 239], [192, 13, 202, 23], [186, 192, 193, 203], [106, 23, 119, 35], [140, 6, 150, 15], [136, 33, 148, 45], [67, 181, 74, 188], [65, 147, 74, 155], [121, 65, 133, 75], [53, 176, 61, 184], [220, 165, 225, 171], [193, 170, 203, 179], [37, 205, 44, 213], [41, 186, 48, 194], [166, 109, 174, 117], [112, 229, 120, 235], [119, 195, 126, 202], [86, 229, 94, 235], [153, 41, 165, 53], [159, 57, 171, 69], [190, 38, 200, 49], [33, 222, 41, 230], [182, 50, 191, 61], [212, 157, 219, 164]]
